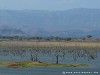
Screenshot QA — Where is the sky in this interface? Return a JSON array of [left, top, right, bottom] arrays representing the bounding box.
[[0, 0, 100, 10]]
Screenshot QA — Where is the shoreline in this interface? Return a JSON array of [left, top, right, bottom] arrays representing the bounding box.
[[0, 62, 89, 68]]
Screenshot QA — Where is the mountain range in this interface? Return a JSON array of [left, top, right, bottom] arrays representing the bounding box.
[[0, 8, 100, 37]]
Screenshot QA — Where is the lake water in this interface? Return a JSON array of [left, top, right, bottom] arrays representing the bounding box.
[[0, 49, 100, 75]]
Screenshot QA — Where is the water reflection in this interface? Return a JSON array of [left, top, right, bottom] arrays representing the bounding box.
[[0, 49, 99, 64]]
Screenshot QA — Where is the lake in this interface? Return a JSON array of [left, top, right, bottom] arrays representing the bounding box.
[[0, 49, 100, 75]]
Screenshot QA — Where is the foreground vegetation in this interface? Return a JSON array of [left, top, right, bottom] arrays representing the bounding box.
[[0, 62, 89, 68]]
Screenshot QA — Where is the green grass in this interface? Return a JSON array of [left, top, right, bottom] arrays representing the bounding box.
[[0, 62, 89, 68]]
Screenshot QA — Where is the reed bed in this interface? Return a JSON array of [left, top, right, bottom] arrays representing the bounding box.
[[0, 41, 100, 50]]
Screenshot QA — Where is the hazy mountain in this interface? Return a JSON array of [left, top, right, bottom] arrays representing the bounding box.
[[0, 8, 100, 37]]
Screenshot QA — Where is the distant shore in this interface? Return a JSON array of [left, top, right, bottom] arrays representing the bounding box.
[[0, 40, 100, 50]]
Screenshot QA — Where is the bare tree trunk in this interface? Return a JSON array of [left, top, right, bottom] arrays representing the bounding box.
[[56, 55, 59, 64]]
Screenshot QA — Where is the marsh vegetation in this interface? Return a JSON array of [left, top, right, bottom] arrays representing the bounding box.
[[0, 37, 100, 68], [0, 41, 100, 50]]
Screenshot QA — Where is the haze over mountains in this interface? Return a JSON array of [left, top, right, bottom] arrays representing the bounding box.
[[0, 8, 100, 37]]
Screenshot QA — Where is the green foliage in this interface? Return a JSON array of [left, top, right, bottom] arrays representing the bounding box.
[[87, 35, 92, 38], [0, 62, 89, 68]]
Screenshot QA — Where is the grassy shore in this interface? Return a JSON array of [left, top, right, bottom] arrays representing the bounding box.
[[0, 62, 89, 68], [0, 41, 100, 50]]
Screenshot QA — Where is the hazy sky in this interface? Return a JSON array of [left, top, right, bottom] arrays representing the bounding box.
[[0, 0, 100, 10]]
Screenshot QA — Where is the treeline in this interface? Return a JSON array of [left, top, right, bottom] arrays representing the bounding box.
[[0, 35, 97, 42], [0, 36, 72, 41]]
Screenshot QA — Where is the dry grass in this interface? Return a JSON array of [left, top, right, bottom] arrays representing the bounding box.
[[0, 41, 100, 50]]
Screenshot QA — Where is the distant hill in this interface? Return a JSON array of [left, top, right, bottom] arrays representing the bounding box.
[[0, 8, 100, 37]]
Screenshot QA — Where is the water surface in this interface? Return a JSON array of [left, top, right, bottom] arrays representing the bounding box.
[[0, 49, 100, 75]]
